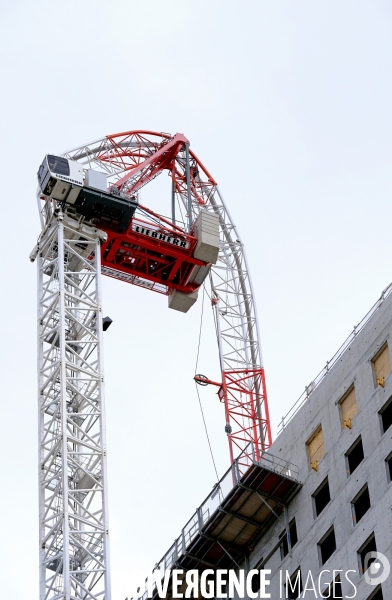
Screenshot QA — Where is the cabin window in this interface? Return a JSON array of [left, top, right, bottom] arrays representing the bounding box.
[[48, 154, 70, 176]]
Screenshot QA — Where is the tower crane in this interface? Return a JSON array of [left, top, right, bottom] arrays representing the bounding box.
[[31, 130, 272, 600]]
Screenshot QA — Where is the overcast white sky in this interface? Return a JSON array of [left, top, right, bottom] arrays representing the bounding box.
[[1, 1, 392, 598]]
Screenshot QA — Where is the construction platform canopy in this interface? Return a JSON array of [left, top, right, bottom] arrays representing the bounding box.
[[134, 446, 301, 600]]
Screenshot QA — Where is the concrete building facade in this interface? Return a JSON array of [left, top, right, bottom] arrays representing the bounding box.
[[246, 284, 392, 599]]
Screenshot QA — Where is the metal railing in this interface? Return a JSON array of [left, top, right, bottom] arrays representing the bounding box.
[[277, 281, 392, 435], [133, 444, 299, 600]]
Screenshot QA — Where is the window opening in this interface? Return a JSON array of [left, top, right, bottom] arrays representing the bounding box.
[[339, 385, 357, 429], [346, 436, 364, 475], [318, 527, 337, 565], [279, 518, 298, 559], [307, 426, 325, 471], [351, 485, 371, 524], [385, 453, 392, 482], [322, 575, 342, 599], [358, 534, 377, 573], [372, 343, 391, 388], [379, 396, 392, 434], [366, 586, 383, 600], [313, 477, 331, 517], [285, 568, 302, 600]]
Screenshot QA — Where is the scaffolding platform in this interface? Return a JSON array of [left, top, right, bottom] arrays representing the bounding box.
[[140, 447, 302, 600]]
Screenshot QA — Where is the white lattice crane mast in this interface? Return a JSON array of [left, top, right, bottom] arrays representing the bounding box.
[[31, 131, 272, 600], [33, 214, 111, 600]]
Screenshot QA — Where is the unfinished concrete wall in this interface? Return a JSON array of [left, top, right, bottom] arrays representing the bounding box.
[[247, 291, 392, 599]]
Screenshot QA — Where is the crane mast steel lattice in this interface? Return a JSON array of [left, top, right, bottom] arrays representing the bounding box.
[[36, 216, 110, 599], [32, 130, 272, 600]]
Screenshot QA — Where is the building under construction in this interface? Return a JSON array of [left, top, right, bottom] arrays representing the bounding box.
[[32, 131, 391, 600]]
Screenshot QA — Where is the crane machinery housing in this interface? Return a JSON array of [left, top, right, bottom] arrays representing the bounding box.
[[31, 130, 272, 600]]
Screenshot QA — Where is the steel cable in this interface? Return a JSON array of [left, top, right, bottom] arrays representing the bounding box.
[[194, 285, 220, 484]]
